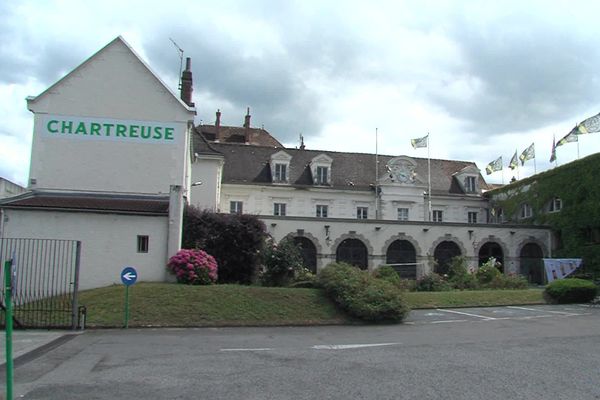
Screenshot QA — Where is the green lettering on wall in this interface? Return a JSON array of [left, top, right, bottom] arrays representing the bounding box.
[[90, 123, 101, 135], [103, 123, 114, 136], [140, 126, 151, 139], [116, 124, 127, 137], [153, 126, 163, 139], [164, 127, 174, 140], [47, 120, 59, 133], [61, 121, 73, 134], [129, 125, 139, 138], [75, 122, 88, 135]]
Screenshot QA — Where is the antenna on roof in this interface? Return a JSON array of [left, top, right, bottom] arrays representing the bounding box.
[[169, 38, 184, 90]]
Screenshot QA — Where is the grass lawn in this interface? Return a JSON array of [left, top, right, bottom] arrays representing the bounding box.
[[79, 282, 349, 328], [77, 282, 546, 328], [405, 289, 545, 309]]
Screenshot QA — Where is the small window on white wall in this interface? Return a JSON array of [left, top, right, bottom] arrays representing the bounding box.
[[433, 210, 443, 222], [137, 235, 149, 253], [398, 208, 409, 221], [230, 201, 243, 214]]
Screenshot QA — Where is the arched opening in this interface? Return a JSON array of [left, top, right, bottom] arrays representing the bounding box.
[[293, 236, 317, 274], [433, 241, 461, 275], [386, 240, 417, 279], [336, 238, 368, 270], [520, 243, 544, 284], [478, 242, 505, 273]]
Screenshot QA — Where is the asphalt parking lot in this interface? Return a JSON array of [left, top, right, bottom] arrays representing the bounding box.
[[405, 303, 598, 325]]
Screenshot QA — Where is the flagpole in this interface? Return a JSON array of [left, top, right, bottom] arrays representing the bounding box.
[[427, 132, 432, 222], [375, 127, 379, 220]]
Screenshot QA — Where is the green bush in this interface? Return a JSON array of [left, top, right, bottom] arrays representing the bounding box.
[[289, 268, 318, 288], [318, 263, 409, 322], [487, 274, 529, 290], [476, 258, 502, 284], [182, 206, 267, 284], [260, 237, 305, 287], [447, 256, 479, 290], [544, 278, 598, 304], [373, 266, 401, 286], [415, 273, 452, 292]]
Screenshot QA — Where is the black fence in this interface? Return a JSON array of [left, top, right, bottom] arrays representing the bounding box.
[[0, 238, 81, 329]]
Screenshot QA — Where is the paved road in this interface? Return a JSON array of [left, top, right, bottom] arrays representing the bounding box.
[[3, 304, 600, 399]]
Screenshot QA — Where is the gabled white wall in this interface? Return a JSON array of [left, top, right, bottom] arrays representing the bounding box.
[[27, 38, 195, 194]]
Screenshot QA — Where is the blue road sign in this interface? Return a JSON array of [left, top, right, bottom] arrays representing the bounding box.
[[121, 266, 138, 286]]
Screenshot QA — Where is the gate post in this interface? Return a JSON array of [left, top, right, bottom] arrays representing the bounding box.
[[70, 241, 82, 330]]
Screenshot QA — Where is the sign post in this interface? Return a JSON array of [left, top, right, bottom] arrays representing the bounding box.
[[120, 267, 138, 329], [4, 259, 14, 400]]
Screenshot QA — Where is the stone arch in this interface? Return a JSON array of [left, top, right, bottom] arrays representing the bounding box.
[[331, 232, 374, 257], [429, 236, 467, 275], [283, 231, 323, 255], [516, 238, 549, 258], [382, 234, 422, 258], [476, 238, 508, 272], [334, 233, 372, 270], [383, 235, 419, 279], [519, 241, 545, 285]]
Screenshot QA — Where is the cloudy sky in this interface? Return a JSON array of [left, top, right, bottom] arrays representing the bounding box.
[[2, 0, 599, 187]]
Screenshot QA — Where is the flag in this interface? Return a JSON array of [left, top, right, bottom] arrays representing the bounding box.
[[485, 156, 502, 175], [550, 135, 556, 163], [556, 130, 578, 147], [411, 135, 428, 149], [509, 151, 518, 170], [575, 111, 600, 134], [519, 143, 535, 166]]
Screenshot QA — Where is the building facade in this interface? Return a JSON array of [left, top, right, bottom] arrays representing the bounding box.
[[0, 37, 553, 289]]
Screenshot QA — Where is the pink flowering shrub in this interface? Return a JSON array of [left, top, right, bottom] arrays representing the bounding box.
[[167, 249, 218, 285]]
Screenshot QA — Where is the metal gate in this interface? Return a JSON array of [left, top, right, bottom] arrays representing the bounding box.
[[0, 238, 81, 329]]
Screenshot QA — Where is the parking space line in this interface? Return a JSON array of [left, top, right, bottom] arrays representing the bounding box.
[[436, 309, 496, 320], [507, 306, 582, 316], [429, 319, 468, 324]]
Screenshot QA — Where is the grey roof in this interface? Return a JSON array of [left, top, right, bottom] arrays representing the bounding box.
[[0, 191, 169, 215], [205, 142, 489, 195], [198, 124, 284, 147]]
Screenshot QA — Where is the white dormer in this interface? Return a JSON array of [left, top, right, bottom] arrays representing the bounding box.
[[454, 165, 481, 194], [270, 150, 292, 184], [310, 154, 333, 185]]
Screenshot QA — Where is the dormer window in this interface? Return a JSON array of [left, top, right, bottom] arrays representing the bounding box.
[[270, 150, 292, 184], [310, 154, 333, 186], [464, 176, 477, 193], [316, 166, 329, 185], [274, 163, 287, 182]]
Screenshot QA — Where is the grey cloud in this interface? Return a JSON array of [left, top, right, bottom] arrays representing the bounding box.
[[423, 15, 600, 135]]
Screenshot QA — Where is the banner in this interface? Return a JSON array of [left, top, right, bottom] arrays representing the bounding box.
[[542, 258, 582, 283]]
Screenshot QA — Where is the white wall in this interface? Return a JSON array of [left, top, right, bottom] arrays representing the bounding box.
[[190, 156, 223, 211], [261, 215, 552, 276], [0, 178, 26, 199], [27, 38, 195, 194], [1, 209, 169, 290]]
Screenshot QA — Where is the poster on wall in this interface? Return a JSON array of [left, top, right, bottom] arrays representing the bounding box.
[[542, 258, 582, 283]]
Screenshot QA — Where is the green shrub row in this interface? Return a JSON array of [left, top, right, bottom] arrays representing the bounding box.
[[318, 263, 409, 322], [544, 278, 598, 304]]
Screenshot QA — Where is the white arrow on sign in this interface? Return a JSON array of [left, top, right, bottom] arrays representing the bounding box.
[[123, 272, 137, 281]]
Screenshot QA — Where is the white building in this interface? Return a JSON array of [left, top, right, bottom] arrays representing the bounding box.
[[0, 177, 26, 199], [0, 37, 553, 289]]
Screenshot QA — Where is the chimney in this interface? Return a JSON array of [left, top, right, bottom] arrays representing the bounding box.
[[180, 57, 195, 107], [215, 109, 221, 142], [244, 107, 251, 143]]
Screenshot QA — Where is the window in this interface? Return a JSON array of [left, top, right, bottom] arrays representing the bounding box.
[[468, 211, 478, 224], [520, 203, 533, 219], [274, 203, 286, 216], [230, 201, 243, 214], [397, 208, 409, 221], [549, 197, 562, 212], [433, 210, 443, 222], [464, 176, 476, 193], [316, 166, 329, 185], [274, 163, 287, 182], [137, 235, 149, 253], [316, 204, 328, 218], [357, 207, 368, 219]]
